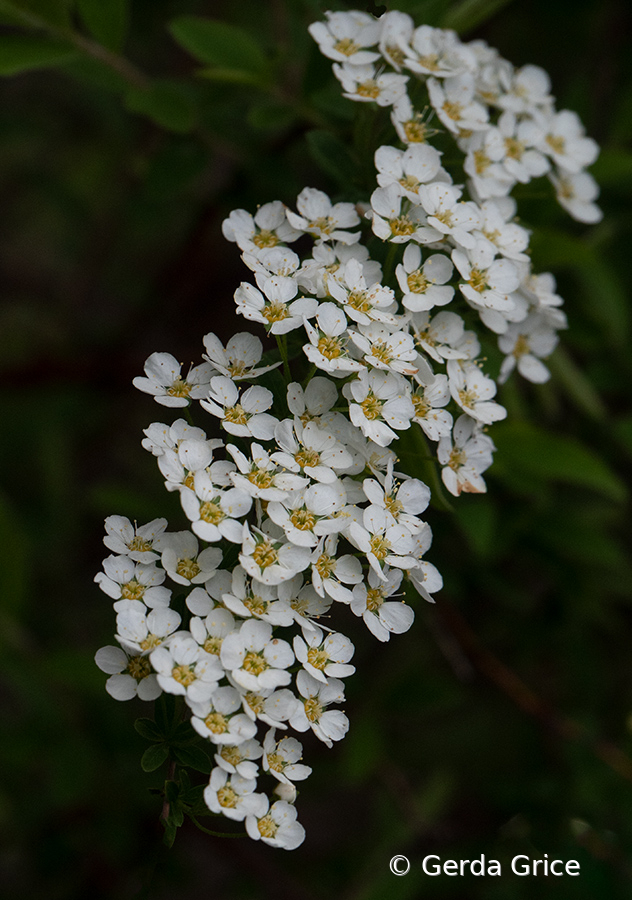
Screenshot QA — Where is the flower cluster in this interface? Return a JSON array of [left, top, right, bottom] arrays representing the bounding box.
[[96, 9, 600, 850]]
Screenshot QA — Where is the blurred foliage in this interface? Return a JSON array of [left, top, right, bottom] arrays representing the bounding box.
[[0, 0, 631, 897]]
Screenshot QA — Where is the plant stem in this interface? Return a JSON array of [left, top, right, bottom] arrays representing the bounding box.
[[275, 334, 292, 381], [188, 813, 247, 838]]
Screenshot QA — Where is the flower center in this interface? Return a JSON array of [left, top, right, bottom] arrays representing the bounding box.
[[200, 500, 225, 524], [304, 697, 323, 723], [172, 664, 196, 686], [417, 53, 440, 71], [121, 579, 146, 600], [217, 786, 237, 808], [290, 508, 317, 531], [403, 118, 429, 143], [389, 215, 415, 236], [347, 289, 372, 313], [384, 492, 403, 517], [513, 334, 530, 358], [468, 269, 488, 293], [370, 535, 391, 560], [458, 388, 478, 409], [366, 587, 385, 612], [385, 43, 406, 66], [221, 745, 243, 765], [263, 302, 290, 323], [243, 593, 268, 615], [433, 209, 454, 228], [224, 403, 249, 425], [227, 360, 247, 377], [294, 448, 320, 469], [407, 269, 428, 293], [176, 557, 200, 580], [317, 335, 343, 359], [245, 692, 265, 714], [266, 751, 285, 773], [258, 814, 278, 839], [309, 216, 335, 235], [504, 137, 525, 160], [370, 342, 393, 365], [412, 393, 430, 418], [128, 535, 152, 553], [126, 655, 152, 681], [333, 37, 359, 57], [449, 447, 466, 470], [357, 79, 380, 99], [248, 468, 274, 489], [253, 229, 279, 248], [252, 540, 278, 569], [474, 149, 491, 173], [166, 378, 192, 398], [442, 100, 463, 121], [243, 651, 268, 676], [307, 647, 329, 670], [399, 174, 421, 192], [205, 711, 229, 734], [360, 392, 384, 421], [546, 134, 566, 155], [315, 552, 336, 578], [204, 636, 223, 655], [139, 634, 162, 651]]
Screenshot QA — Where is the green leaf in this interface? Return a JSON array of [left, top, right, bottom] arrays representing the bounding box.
[[0, 34, 76, 76], [546, 347, 607, 422], [196, 66, 262, 86], [134, 718, 163, 742], [248, 99, 296, 132], [456, 497, 498, 559], [141, 743, 170, 773], [0, 0, 72, 27], [173, 745, 212, 774], [492, 423, 626, 502], [440, 0, 517, 33], [155, 693, 178, 736], [124, 80, 197, 133], [169, 16, 269, 76], [77, 0, 129, 52], [306, 129, 358, 187]]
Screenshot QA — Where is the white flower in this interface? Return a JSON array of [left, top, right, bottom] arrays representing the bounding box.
[[410, 310, 472, 363], [375, 143, 443, 201], [411, 375, 453, 440], [348, 505, 417, 581], [115, 601, 181, 655], [346, 369, 414, 447], [262, 730, 312, 785], [286, 376, 338, 422], [328, 258, 398, 326], [95, 645, 161, 701], [447, 359, 506, 424], [294, 625, 355, 683], [310, 535, 363, 604], [180, 472, 252, 543], [550, 170, 602, 224], [333, 62, 408, 107], [201, 377, 278, 440], [214, 739, 263, 779], [351, 568, 414, 642], [349, 322, 419, 376], [228, 442, 307, 500], [536, 109, 599, 174], [189, 686, 258, 745], [222, 200, 300, 251], [95, 555, 171, 608], [271, 418, 353, 484], [223, 567, 294, 627], [289, 670, 348, 747], [452, 241, 519, 311], [245, 799, 305, 850], [240, 525, 312, 586], [141, 417, 214, 457], [233, 279, 318, 335], [157, 436, 217, 493], [497, 64, 552, 114], [160, 532, 222, 586], [286, 187, 360, 244], [308, 10, 381, 66], [417, 183, 481, 250], [189, 607, 237, 659], [202, 331, 280, 381], [474, 198, 531, 261], [362, 465, 430, 534], [204, 768, 267, 821], [494, 111, 550, 183], [404, 24, 474, 77], [133, 352, 213, 407], [303, 303, 365, 376], [268, 481, 347, 548], [396, 243, 454, 312], [498, 315, 559, 383], [371, 184, 440, 244], [427, 74, 489, 135], [150, 634, 223, 703], [220, 619, 294, 691], [437, 414, 495, 495], [103, 516, 168, 563]]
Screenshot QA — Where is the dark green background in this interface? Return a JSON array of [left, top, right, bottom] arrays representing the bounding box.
[[1, 0, 631, 897]]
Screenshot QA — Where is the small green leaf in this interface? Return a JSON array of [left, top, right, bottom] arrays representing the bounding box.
[[134, 718, 163, 742], [124, 80, 197, 133], [306, 129, 358, 187], [162, 817, 178, 848], [0, 34, 76, 76], [248, 99, 296, 132], [173, 745, 213, 774], [169, 16, 269, 76], [141, 743, 170, 773], [77, 0, 129, 52], [492, 423, 626, 502], [547, 347, 606, 421]]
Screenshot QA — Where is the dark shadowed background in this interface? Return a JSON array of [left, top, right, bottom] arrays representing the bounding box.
[[1, 0, 632, 897]]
